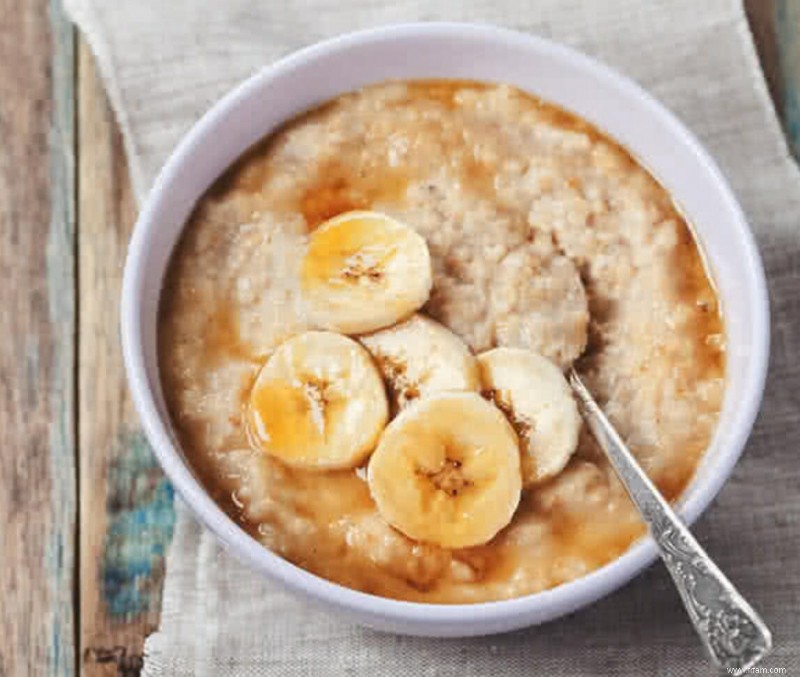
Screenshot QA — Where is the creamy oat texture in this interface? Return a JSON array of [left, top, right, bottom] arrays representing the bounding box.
[[159, 81, 724, 603]]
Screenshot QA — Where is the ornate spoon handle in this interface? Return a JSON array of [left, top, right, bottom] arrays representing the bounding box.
[[568, 368, 772, 673]]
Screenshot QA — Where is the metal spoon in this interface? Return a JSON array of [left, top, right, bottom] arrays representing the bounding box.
[[568, 367, 772, 673]]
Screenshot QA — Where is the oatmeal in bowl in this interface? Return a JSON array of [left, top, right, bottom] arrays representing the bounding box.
[[122, 24, 768, 635], [159, 80, 724, 603]]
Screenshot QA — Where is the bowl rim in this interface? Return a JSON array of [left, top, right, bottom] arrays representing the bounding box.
[[121, 22, 770, 631]]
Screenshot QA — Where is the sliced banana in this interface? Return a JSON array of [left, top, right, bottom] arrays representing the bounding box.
[[360, 314, 480, 413], [478, 347, 581, 487], [300, 210, 433, 334], [247, 331, 388, 469], [367, 392, 522, 549]]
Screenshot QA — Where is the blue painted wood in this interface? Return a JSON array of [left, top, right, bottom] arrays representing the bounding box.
[[0, 0, 76, 673], [100, 431, 175, 620], [46, 0, 77, 674], [776, 0, 800, 159]]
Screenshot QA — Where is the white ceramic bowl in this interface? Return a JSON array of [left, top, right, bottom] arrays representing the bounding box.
[[121, 23, 769, 637]]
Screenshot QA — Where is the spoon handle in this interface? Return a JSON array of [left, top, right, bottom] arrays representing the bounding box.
[[568, 368, 772, 673]]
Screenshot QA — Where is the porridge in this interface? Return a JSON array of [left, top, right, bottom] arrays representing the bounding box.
[[158, 80, 724, 603]]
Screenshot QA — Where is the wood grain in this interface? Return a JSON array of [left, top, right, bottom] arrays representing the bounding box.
[[0, 0, 76, 674], [775, 0, 800, 157], [746, 0, 782, 115], [747, 0, 800, 159], [77, 42, 176, 677]]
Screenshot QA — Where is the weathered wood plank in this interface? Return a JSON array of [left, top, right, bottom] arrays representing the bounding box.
[[775, 0, 800, 157], [0, 0, 77, 674], [747, 0, 800, 160], [746, 0, 782, 114], [77, 41, 175, 677]]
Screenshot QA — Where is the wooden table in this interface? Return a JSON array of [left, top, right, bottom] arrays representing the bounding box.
[[1, 1, 798, 675]]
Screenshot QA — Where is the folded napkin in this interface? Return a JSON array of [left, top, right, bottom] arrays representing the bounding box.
[[65, 0, 800, 673]]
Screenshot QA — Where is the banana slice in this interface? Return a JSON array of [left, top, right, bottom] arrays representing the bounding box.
[[478, 347, 581, 487], [360, 314, 480, 413], [300, 210, 433, 334], [247, 331, 388, 469], [367, 392, 522, 548]]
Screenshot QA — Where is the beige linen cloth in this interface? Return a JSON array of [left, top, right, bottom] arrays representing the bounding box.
[[65, 0, 800, 673]]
